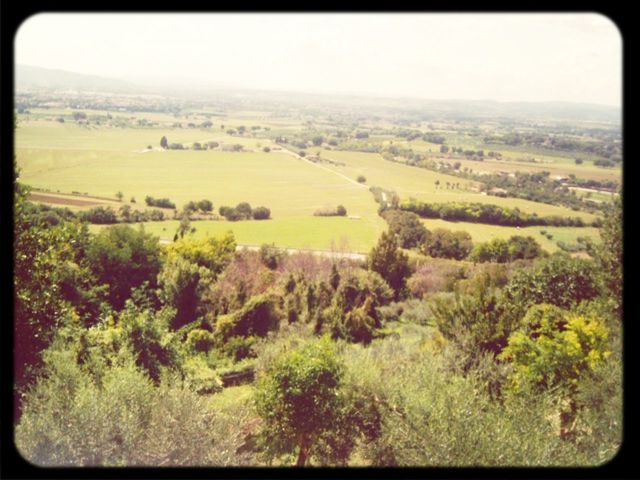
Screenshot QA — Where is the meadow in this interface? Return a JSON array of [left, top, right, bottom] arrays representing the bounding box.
[[419, 218, 600, 253], [16, 116, 606, 253]]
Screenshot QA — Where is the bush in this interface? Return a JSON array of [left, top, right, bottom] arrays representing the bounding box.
[[422, 228, 473, 260], [186, 328, 215, 353], [79, 206, 118, 224], [145, 196, 176, 209], [382, 210, 428, 249], [357, 175, 367, 183], [254, 337, 346, 466], [252, 206, 271, 220], [214, 293, 281, 343], [182, 356, 223, 394], [15, 357, 251, 466]]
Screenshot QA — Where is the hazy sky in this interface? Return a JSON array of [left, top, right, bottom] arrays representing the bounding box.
[[15, 13, 622, 106]]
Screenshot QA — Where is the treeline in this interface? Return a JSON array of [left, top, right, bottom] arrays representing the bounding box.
[[399, 200, 597, 227], [313, 205, 347, 217], [219, 202, 271, 221], [381, 209, 545, 263]]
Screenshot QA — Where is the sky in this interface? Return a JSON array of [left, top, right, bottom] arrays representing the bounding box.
[[15, 13, 622, 106]]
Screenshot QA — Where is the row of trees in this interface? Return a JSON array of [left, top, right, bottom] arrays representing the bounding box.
[[219, 202, 271, 221], [382, 209, 544, 262], [400, 200, 593, 227]]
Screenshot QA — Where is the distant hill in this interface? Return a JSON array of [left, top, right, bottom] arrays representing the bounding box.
[[15, 64, 140, 93]]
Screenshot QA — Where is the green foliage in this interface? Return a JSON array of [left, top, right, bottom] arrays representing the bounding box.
[[118, 304, 179, 383], [252, 206, 271, 220], [15, 357, 251, 466], [254, 337, 345, 466], [469, 235, 543, 263], [422, 228, 473, 260], [164, 232, 236, 274], [401, 199, 587, 227], [87, 225, 161, 310], [186, 328, 215, 353], [14, 185, 101, 394], [214, 293, 281, 344], [235, 202, 253, 219], [259, 243, 283, 269], [381, 209, 428, 249], [501, 254, 600, 321], [431, 275, 509, 358], [182, 356, 223, 394], [341, 335, 582, 466], [321, 269, 393, 343], [499, 306, 610, 395], [589, 193, 622, 312], [368, 231, 412, 299], [158, 254, 210, 329]]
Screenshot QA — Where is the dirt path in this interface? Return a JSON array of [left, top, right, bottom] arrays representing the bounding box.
[[278, 148, 368, 189]]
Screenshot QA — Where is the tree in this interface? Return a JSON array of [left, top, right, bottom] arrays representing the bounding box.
[[252, 206, 271, 220], [336, 205, 347, 216], [590, 193, 622, 312], [382, 210, 428, 249], [86, 225, 162, 310], [254, 338, 344, 466], [235, 202, 252, 220], [422, 228, 473, 260], [499, 304, 610, 439], [368, 231, 412, 299], [196, 199, 213, 213], [116, 191, 124, 202], [160, 136, 168, 149], [435, 180, 440, 189], [357, 175, 367, 184], [440, 145, 449, 154], [312, 136, 324, 146]]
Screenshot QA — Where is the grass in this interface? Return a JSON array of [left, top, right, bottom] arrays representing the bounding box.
[[91, 216, 381, 253], [206, 384, 254, 410], [321, 150, 598, 221], [420, 218, 600, 253], [16, 119, 603, 252]]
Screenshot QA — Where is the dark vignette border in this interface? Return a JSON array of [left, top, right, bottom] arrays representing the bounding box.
[[0, 3, 634, 480]]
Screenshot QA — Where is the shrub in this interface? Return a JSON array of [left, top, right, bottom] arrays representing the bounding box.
[[214, 293, 281, 343], [357, 175, 367, 183], [15, 357, 251, 466], [422, 228, 473, 260], [252, 206, 271, 220], [254, 337, 345, 466], [182, 356, 223, 394], [186, 328, 215, 353], [382, 210, 428, 249]]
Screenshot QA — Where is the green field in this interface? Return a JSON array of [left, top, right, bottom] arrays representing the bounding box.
[[16, 118, 605, 252], [90, 216, 382, 253], [320, 150, 598, 222], [420, 218, 600, 253]]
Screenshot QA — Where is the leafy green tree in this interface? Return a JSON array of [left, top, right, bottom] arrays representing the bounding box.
[[115, 191, 124, 202], [368, 231, 412, 299], [590, 193, 622, 312], [235, 202, 253, 220], [254, 337, 344, 466], [157, 254, 208, 329], [422, 228, 473, 260], [86, 225, 162, 310], [507, 235, 543, 260], [499, 304, 610, 439], [197, 199, 213, 213], [160, 136, 168, 149], [382, 210, 428, 249], [252, 206, 271, 220]]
